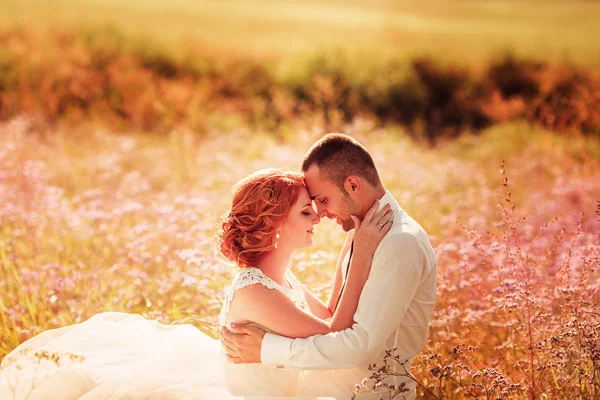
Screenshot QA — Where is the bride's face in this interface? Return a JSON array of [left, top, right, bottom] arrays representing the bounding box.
[[278, 187, 320, 250]]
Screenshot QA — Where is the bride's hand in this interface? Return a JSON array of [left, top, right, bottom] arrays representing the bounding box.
[[350, 200, 393, 262]]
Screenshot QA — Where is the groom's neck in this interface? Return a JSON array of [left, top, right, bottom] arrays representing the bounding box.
[[357, 185, 387, 220]]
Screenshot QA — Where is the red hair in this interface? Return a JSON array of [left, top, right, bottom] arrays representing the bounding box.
[[219, 169, 304, 268]]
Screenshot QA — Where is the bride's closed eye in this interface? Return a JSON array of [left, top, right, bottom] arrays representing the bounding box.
[[302, 208, 317, 216]]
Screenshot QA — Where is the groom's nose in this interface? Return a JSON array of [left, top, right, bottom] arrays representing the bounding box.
[[315, 204, 327, 218]]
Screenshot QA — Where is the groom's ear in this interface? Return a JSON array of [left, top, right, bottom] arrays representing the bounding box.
[[344, 176, 362, 195]]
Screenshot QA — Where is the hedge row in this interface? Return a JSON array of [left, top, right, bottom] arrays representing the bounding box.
[[1, 27, 599, 142]]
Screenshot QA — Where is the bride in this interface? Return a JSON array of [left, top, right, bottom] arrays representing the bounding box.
[[0, 169, 393, 399]]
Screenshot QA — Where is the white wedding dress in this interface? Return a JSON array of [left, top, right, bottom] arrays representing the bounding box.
[[0, 268, 313, 399]]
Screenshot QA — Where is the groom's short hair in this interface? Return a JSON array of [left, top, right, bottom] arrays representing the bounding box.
[[301, 133, 381, 191]]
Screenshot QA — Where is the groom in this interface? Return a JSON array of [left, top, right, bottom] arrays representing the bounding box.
[[220, 133, 437, 399]]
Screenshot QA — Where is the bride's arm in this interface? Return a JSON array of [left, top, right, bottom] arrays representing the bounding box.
[[301, 230, 355, 320], [301, 287, 333, 320], [326, 229, 355, 314], [229, 202, 392, 339], [328, 202, 392, 332]]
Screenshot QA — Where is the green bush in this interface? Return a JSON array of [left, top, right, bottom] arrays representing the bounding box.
[[0, 27, 598, 142]]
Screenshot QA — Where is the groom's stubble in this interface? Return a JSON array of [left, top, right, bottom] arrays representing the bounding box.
[[339, 190, 359, 232]]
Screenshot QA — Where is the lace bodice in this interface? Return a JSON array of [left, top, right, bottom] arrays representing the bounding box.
[[219, 267, 310, 328], [217, 267, 308, 397]]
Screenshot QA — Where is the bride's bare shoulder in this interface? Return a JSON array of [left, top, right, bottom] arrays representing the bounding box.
[[226, 281, 291, 327]]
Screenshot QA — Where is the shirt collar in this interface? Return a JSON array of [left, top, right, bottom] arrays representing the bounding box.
[[376, 190, 401, 213]]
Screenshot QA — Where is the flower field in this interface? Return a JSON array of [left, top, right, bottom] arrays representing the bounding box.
[[1, 0, 599, 397], [0, 118, 598, 398]]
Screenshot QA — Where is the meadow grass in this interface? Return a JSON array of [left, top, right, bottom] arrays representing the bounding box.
[[2, 0, 600, 65], [1, 1, 599, 397], [0, 118, 598, 398]]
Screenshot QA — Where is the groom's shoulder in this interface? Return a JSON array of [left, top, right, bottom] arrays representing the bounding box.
[[378, 218, 434, 257], [380, 229, 421, 251], [374, 231, 435, 278], [388, 212, 423, 241]]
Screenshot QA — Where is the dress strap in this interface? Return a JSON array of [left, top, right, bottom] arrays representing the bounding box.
[[284, 269, 303, 293], [235, 267, 283, 291], [218, 268, 283, 327], [284, 269, 311, 312]]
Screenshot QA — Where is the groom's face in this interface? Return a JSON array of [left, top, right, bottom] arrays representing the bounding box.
[[303, 164, 358, 232]]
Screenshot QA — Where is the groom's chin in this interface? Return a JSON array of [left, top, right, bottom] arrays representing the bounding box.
[[341, 220, 354, 232]]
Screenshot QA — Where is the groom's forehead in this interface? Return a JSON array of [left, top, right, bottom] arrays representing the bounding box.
[[304, 177, 334, 200], [303, 178, 320, 199], [303, 164, 338, 194], [303, 167, 321, 188]]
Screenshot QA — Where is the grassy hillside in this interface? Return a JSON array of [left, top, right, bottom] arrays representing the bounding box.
[[2, 0, 600, 64]]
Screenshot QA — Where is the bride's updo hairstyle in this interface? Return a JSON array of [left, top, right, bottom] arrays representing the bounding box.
[[219, 169, 304, 268]]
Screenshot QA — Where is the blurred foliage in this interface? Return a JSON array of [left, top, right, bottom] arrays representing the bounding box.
[[0, 27, 599, 144]]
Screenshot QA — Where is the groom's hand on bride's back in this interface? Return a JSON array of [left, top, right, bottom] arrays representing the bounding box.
[[219, 322, 266, 364]]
